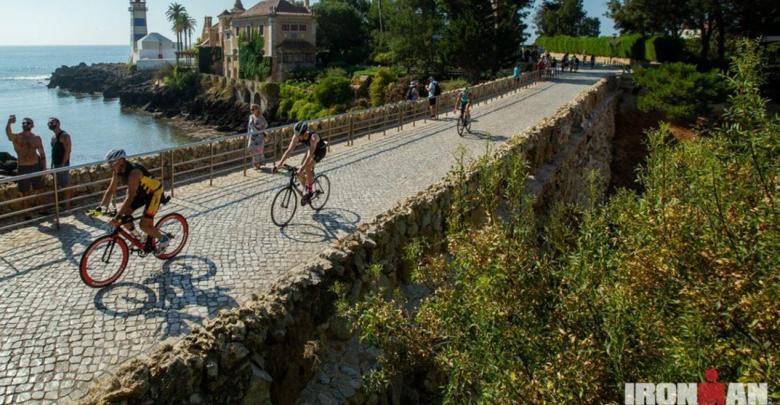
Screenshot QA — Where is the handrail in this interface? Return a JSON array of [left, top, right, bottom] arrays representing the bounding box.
[[0, 68, 564, 231]]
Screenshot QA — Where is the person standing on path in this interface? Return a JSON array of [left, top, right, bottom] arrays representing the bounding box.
[[426, 77, 440, 119], [6, 115, 47, 218], [48, 117, 72, 209], [513, 64, 521, 86], [407, 81, 419, 101], [248, 104, 268, 170]]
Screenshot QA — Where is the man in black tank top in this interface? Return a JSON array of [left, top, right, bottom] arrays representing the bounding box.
[[274, 121, 328, 205], [48, 118, 72, 209]]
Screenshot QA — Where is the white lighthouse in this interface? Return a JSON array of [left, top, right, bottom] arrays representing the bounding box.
[[129, 0, 149, 56]]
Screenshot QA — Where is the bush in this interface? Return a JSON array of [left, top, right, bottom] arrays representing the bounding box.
[[314, 75, 353, 107], [162, 66, 199, 93], [634, 62, 728, 122], [369, 68, 396, 106], [238, 32, 272, 80], [344, 40, 779, 402], [287, 65, 319, 82], [536, 35, 684, 62]]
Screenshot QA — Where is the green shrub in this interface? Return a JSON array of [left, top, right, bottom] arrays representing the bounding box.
[[634, 62, 728, 122], [536, 35, 684, 62], [314, 75, 353, 107], [345, 40, 779, 402], [162, 66, 199, 93], [441, 78, 469, 92], [287, 65, 319, 82], [369, 68, 396, 106]]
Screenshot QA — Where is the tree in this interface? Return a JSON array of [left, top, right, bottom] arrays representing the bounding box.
[[166, 2, 186, 62], [606, 0, 688, 37], [313, 0, 371, 65], [534, 0, 600, 37], [440, 0, 531, 79], [383, 0, 445, 73]]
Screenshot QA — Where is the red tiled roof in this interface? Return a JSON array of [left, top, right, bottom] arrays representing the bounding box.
[[240, 0, 311, 17]]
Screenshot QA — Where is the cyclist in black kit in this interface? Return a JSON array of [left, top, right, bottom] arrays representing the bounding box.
[[273, 121, 328, 205]]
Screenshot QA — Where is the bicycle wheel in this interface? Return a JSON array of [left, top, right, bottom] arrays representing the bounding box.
[[154, 213, 189, 260], [271, 186, 298, 227], [80, 236, 129, 288], [310, 175, 331, 211], [457, 115, 465, 136], [465, 113, 472, 133]]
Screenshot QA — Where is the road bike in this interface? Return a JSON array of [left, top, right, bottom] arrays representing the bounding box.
[[271, 165, 331, 227], [79, 200, 189, 288], [456, 108, 472, 136]]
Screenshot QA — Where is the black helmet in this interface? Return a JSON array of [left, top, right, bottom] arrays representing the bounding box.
[[294, 121, 308, 135]]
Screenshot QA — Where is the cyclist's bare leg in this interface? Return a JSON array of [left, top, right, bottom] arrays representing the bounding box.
[[139, 218, 163, 239], [302, 160, 315, 190]]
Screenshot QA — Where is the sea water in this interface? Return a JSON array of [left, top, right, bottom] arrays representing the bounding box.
[[0, 45, 192, 165]]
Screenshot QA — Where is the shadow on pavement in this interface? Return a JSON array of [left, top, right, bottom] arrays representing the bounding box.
[[280, 207, 361, 243], [93, 255, 238, 339]]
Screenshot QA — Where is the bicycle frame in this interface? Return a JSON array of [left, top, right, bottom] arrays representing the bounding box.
[[96, 213, 154, 254]]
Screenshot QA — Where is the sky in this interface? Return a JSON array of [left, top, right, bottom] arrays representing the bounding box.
[[0, 0, 616, 46]]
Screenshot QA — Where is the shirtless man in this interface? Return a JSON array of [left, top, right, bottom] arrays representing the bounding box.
[[6, 115, 47, 216]]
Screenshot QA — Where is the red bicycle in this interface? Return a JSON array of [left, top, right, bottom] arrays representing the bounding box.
[[80, 203, 189, 288]]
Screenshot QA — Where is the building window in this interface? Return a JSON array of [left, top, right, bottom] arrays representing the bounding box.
[[282, 24, 289, 31], [299, 25, 307, 32], [290, 24, 298, 31]]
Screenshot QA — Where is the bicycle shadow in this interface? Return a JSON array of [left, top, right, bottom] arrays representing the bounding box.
[[280, 207, 361, 243], [93, 255, 238, 339]]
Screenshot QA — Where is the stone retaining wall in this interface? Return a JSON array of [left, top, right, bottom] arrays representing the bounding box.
[[548, 52, 632, 66], [81, 75, 620, 404]]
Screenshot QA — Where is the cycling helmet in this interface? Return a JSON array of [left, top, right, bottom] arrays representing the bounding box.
[[105, 149, 127, 162], [294, 121, 308, 136]]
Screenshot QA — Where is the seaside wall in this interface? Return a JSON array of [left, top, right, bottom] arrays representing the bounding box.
[[80, 75, 621, 404]]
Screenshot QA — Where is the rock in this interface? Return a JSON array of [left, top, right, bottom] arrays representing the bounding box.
[[189, 393, 203, 404], [221, 342, 250, 370], [241, 363, 272, 405], [339, 365, 359, 378]]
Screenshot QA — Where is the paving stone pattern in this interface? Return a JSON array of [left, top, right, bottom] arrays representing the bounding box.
[[0, 71, 610, 404]]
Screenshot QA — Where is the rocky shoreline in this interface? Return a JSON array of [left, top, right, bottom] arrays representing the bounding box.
[[48, 63, 248, 137]]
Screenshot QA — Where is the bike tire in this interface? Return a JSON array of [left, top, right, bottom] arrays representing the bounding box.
[[271, 186, 298, 227], [310, 175, 331, 211], [80, 236, 129, 288], [457, 116, 464, 136], [465, 114, 472, 133], [154, 213, 189, 260]]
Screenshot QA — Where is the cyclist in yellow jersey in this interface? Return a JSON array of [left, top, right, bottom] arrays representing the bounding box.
[[99, 149, 169, 250]]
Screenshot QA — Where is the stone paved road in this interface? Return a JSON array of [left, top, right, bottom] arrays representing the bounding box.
[[0, 71, 611, 404]]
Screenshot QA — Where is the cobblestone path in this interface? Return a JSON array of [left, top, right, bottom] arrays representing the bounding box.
[[0, 71, 610, 403]]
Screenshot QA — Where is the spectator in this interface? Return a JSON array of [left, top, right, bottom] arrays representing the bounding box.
[[512, 64, 521, 85], [562, 53, 569, 72], [426, 77, 440, 119], [591, 54, 596, 69], [248, 104, 268, 170], [572, 55, 579, 72], [406, 80, 419, 101], [47, 117, 72, 209], [5, 115, 46, 218]]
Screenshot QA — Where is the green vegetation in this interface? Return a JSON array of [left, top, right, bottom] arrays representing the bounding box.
[[342, 41, 779, 402], [161, 65, 199, 92], [534, 0, 600, 37], [239, 32, 272, 81], [633, 63, 728, 122], [535, 35, 684, 62]]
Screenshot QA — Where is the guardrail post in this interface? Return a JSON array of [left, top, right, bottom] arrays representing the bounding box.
[[243, 135, 248, 176], [209, 142, 214, 186], [170, 150, 175, 198], [52, 173, 60, 230], [348, 114, 354, 146], [398, 105, 404, 131], [383, 109, 388, 136]]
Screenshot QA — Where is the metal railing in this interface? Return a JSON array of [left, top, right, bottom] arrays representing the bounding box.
[[0, 68, 554, 232]]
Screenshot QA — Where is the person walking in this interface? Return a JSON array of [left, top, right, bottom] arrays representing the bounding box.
[[590, 54, 596, 69], [6, 115, 46, 218], [513, 64, 521, 86], [247, 104, 268, 170], [48, 117, 72, 210], [426, 77, 440, 119]]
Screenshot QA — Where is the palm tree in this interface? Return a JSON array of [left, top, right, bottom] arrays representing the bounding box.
[[181, 13, 197, 50], [166, 2, 186, 59]]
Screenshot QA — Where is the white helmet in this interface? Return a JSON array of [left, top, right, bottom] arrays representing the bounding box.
[[105, 149, 127, 162]]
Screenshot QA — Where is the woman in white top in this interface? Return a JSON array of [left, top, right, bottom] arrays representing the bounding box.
[[248, 103, 268, 169]]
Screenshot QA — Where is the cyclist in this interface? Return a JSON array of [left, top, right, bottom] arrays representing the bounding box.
[[98, 149, 169, 251], [454, 86, 472, 124], [273, 121, 327, 206]]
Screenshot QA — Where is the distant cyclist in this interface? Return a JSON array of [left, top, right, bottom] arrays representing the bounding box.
[[98, 149, 169, 251], [454, 86, 472, 123], [273, 122, 328, 206]]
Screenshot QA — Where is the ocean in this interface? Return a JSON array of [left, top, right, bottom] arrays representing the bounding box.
[[0, 45, 192, 166]]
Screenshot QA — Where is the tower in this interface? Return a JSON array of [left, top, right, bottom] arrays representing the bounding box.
[[129, 0, 149, 57]]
